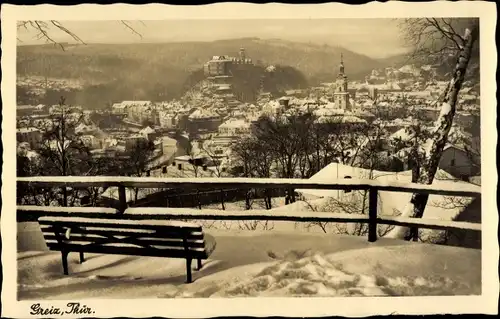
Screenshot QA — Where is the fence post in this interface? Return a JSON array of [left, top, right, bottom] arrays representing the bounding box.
[[118, 185, 127, 214], [368, 187, 378, 242]]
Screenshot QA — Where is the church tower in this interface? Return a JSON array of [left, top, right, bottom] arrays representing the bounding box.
[[334, 53, 350, 110]]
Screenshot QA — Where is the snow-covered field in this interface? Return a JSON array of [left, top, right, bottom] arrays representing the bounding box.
[[18, 226, 481, 299]]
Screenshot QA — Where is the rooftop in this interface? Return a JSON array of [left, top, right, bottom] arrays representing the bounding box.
[[17, 127, 40, 133]]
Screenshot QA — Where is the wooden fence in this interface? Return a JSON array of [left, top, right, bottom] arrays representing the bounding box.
[[17, 176, 482, 243]]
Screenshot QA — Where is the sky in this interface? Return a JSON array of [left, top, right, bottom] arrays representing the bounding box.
[[17, 19, 409, 59]]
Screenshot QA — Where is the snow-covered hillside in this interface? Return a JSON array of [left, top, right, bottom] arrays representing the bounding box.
[[17, 229, 480, 299]]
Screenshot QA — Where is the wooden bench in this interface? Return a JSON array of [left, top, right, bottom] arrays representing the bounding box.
[[38, 216, 217, 283]]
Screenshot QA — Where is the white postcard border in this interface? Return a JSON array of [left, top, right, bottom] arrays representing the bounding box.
[[1, 2, 498, 317]]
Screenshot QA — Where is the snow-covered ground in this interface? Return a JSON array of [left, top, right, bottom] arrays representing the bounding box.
[[18, 227, 481, 299]]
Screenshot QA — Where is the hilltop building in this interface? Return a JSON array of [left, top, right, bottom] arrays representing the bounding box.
[[203, 48, 253, 78], [204, 56, 233, 78], [232, 47, 253, 65], [203, 47, 257, 103]]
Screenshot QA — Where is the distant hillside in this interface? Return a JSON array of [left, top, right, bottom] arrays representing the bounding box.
[[17, 38, 388, 107], [376, 53, 410, 69]]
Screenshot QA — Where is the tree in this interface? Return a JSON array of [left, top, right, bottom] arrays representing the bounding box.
[[387, 18, 480, 240], [36, 97, 93, 206], [81, 155, 124, 207], [389, 118, 433, 180], [121, 139, 156, 202], [197, 139, 230, 210], [231, 136, 274, 210], [298, 122, 397, 237], [16, 97, 117, 206]]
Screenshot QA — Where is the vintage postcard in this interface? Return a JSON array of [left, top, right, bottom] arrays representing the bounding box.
[[1, 2, 498, 318]]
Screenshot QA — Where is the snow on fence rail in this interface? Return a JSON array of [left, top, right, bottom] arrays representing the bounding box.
[[17, 176, 481, 196], [17, 176, 481, 243]]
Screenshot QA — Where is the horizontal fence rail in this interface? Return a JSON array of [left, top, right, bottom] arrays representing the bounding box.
[[16, 206, 482, 233], [16, 176, 482, 243], [17, 176, 482, 197]]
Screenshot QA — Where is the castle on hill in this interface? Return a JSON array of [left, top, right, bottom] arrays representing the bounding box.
[[203, 47, 258, 103], [203, 47, 254, 79]]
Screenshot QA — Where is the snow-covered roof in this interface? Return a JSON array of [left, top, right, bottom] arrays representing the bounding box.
[[188, 109, 219, 119], [469, 176, 481, 186], [352, 110, 375, 118], [17, 127, 41, 134], [390, 128, 413, 141], [341, 116, 366, 124], [211, 55, 231, 61], [17, 141, 31, 149], [120, 101, 151, 107], [398, 64, 419, 74], [128, 133, 146, 139], [219, 119, 251, 129], [112, 103, 127, 109], [140, 126, 155, 135], [314, 108, 344, 117]]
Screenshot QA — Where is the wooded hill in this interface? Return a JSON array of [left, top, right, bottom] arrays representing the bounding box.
[[17, 38, 390, 108]]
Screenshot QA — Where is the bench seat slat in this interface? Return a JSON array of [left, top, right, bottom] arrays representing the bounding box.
[[42, 235, 207, 249], [45, 243, 210, 259], [38, 217, 202, 231], [40, 226, 205, 240], [39, 221, 201, 232], [45, 241, 208, 252]]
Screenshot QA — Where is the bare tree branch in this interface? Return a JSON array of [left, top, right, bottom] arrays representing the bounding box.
[[121, 20, 143, 39], [17, 20, 144, 50]]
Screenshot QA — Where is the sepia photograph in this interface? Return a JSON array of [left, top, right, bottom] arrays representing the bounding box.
[[1, 2, 498, 318]]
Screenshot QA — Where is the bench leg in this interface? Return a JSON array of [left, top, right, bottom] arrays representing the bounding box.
[[61, 251, 69, 275], [79, 251, 85, 264], [197, 259, 202, 271], [185, 258, 192, 283]]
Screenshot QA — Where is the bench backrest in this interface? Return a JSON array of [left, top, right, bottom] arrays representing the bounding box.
[[38, 216, 210, 259]]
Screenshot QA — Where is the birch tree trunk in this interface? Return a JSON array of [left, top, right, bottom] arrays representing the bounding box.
[[387, 22, 479, 240]]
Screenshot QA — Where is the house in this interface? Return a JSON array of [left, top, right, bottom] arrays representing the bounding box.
[[102, 137, 118, 149], [159, 111, 176, 129], [218, 119, 252, 136], [49, 105, 62, 115], [80, 135, 101, 149], [139, 126, 157, 140], [111, 103, 128, 115], [75, 123, 97, 135], [187, 109, 222, 133], [16, 127, 42, 148], [439, 143, 480, 180], [124, 101, 156, 125], [125, 134, 147, 150], [161, 136, 178, 160], [17, 105, 37, 117]]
